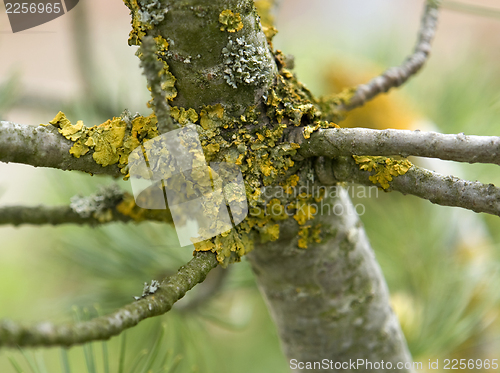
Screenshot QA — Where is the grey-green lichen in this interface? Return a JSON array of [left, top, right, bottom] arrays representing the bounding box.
[[222, 36, 273, 89], [70, 185, 124, 223], [137, 0, 168, 25], [353, 155, 413, 189], [134, 279, 160, 300]]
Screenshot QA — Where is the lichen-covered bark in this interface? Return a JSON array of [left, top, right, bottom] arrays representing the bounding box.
[[127, 0, 277, 115], [247, 189, 413, 372], [120, 0, 414, 367], [0, 121, 122, 176], [1, 0, 416, 362], [326, 156, 500, 217]]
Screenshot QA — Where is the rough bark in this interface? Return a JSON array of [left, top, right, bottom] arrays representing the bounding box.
[[247, 189, 412, 372]]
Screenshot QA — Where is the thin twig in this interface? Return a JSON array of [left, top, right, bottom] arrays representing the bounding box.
[[0, 252, 218, 348], [319, 156, 500, 217], [0, 205, 132, 227], [0, 187, 173, 227], [295, 127, 500, 166], [340, 1, 440, 111]]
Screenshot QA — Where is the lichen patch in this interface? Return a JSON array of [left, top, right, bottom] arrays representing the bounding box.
[[353, 155, 412, 189], [219, 9, 243, 33]]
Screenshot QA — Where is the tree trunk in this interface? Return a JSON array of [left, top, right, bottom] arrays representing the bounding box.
[[139, 0, 413, 370], [247, 188, 413, 372]]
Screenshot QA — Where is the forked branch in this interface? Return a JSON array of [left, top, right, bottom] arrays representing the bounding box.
[[0, 252, 218, 347]]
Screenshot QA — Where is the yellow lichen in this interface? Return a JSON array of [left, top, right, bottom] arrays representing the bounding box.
[[267, 198, 288, 221], [297, 224, 322, 249], [49, 111, 158, 174], [63, 15, 345, 264], [116, 192, 173, 223], [259, 223, 280, 243], [200, 104, 224, 130], [170, 107, 199, 125], [124, 0, 153, 46], [353, 155, 413, 189], [293, 198, 317, 225], [219, 9, 243, 33]]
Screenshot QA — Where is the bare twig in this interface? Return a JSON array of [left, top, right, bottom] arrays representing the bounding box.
[[0, 121, 122, 177], [319, 156, 500, 217], [295, 127, 500, 166], [339, 1, 440, 111], [0, 252, 218, 347], [0, 205, 130, 227]]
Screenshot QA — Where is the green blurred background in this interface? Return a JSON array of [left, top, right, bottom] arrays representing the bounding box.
[[1, 0, 500, 372]]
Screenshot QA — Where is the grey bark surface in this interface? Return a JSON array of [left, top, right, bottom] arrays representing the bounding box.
[[247, 189, 412, 372], [296, 127, 500, 166]]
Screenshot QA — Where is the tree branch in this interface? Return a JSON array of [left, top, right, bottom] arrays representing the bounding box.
[[0, 251, 218, 348], [295, 127, 500, 166], [0, 205, 132, 227], [338, 1, 440, 111], [320, 156, 500, 217], [0, 187, 174, 227], [0, 121, 122, 177]]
